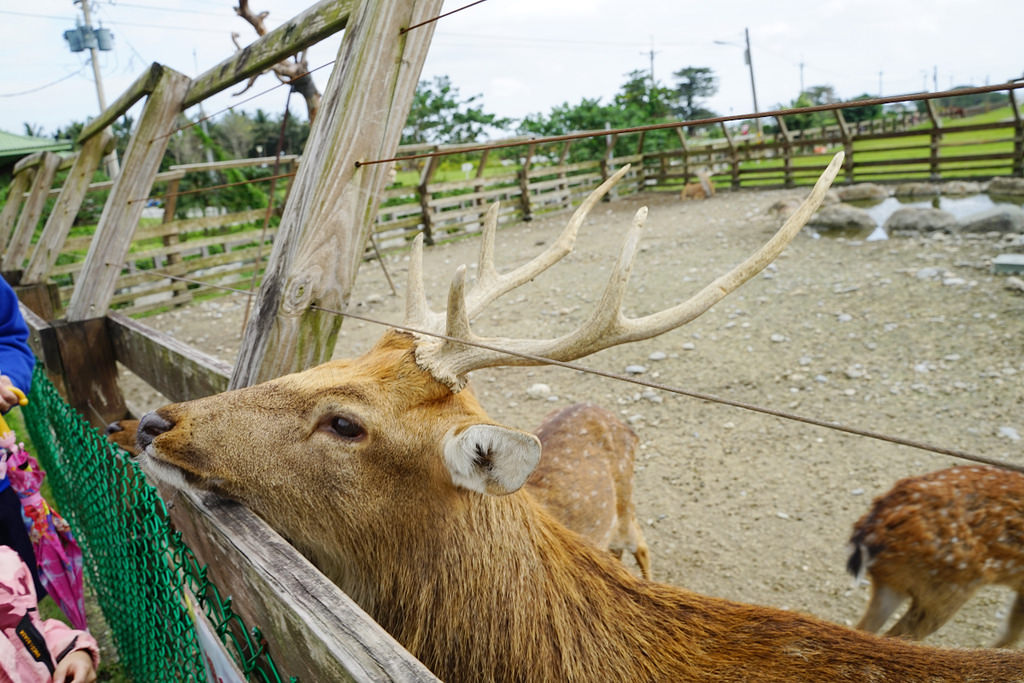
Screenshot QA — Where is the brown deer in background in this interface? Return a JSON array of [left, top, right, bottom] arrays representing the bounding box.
[[134, 153, 1024, 680], [528, 403, 650, 579], [679, 167, 715, 200], [848, 464, 1024, 647]]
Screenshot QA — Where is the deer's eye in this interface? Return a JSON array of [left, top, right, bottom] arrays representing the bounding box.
[[321, 415, 365, 440]]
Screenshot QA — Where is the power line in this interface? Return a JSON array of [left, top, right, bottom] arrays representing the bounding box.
[[0, 66, 87, 98], [102, 1, 232, 17]]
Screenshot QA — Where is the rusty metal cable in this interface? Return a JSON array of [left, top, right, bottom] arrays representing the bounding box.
[[400, 0, 490, 35], [355, 80, 1024, 168]]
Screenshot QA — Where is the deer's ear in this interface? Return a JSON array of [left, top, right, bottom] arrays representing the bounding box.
[[443, 424, 541, 496]]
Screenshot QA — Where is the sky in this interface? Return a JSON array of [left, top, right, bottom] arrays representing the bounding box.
[[1, 0, 1022, 139]]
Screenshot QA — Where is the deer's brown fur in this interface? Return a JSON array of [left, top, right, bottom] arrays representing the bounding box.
[[528, 402, 650, 578], [138, 332, 1024, 681], [849, 464, 1024, 647], [679, 168, 715, 200]]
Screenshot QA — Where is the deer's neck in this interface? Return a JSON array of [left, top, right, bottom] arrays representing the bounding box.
[[331, 489, 1024, 683], [354, 490, 697, 681]]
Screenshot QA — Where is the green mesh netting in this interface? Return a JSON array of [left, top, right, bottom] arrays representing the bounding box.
[[21, 365, 292, 682]]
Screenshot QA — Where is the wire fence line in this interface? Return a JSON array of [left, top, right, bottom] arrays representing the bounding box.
[[117, 266, 1019, 473]]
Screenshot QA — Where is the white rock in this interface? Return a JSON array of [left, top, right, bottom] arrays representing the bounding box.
[[526, 383, 551, 399], [648, 351, 668, 361], [999, 426, 1021, 442], [625, 365, 647, 375]]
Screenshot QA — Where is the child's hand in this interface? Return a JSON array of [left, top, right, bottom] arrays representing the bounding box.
[[0, 375, 20, 413], [52, 649, 97, 683]]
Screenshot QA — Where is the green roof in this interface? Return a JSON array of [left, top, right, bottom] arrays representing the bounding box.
[[0, 129, 72, 164]]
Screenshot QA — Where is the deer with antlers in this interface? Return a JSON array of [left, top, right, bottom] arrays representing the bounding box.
[[134, 152, 1024, 680], [848, 464, 1024, 648]]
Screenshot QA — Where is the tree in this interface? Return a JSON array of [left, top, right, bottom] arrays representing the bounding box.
[[402, 76, 511, 145], [844, 94, 882, 123], [671, 67, 719, 120]]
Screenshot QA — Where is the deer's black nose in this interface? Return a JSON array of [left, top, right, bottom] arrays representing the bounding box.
[[137, 411, 175, 451]]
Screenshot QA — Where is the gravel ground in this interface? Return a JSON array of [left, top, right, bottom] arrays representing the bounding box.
[[124, 183, 1024, 650]]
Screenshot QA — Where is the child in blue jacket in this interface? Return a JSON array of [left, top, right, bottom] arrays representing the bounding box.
[[0, 277, 44, 599]]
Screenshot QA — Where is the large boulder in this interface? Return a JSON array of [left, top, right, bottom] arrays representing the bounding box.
[[989, 177, 1024, 196], [883, 207, 958, 233], [810, 204, 877, 232], [836, 183, 889, 201], [894, 182, 940, 197], [960, 206, 1024, 234], [940, 180, 983, 195], [987, 178, 1024, 196]]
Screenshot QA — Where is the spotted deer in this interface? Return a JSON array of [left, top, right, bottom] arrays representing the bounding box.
[[528, 403, 650, 579], [679, 167, 715, 200], [848, 464, 1024, 648], [135, 153, 1024, 680]]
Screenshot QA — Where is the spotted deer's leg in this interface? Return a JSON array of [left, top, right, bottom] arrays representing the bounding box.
[[993, 591, 1024, 648], [856, 582, 907, 633], [885, 585, 977, 640]]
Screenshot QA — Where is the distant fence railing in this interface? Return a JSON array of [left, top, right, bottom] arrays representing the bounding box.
[[2, 86, 1022, 316]]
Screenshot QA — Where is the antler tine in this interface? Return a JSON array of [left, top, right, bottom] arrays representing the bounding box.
[[404, 233, 444, 332], [463, 164, 633, 318], [415, 152, 843, 392]]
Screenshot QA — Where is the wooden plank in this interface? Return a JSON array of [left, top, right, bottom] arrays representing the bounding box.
[[77, 63, 163, 145], [106, 313, 230, 402], [168, 155, 298, 174], [18, 304, 67, 397], [150, 484, 439, 682], [50, 317, 127, 429], [184, 0, 355, 108], [66, 67, 192, 322], [23, 131, 113, 283], [1, 152, 63, 273], [0, 168, 33, 248], [232, 0, 444, 387]]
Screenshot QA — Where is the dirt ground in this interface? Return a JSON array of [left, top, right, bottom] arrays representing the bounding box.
[[125, 182, 1024, 650]]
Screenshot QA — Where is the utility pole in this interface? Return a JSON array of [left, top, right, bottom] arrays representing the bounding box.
[[641, 36, 658, 84], [745, 28, 761, 137], [878, 70, 883, 95], [799, 60, 805, 94], [73, 0, 119, 177], [714, 29, 762, 138]]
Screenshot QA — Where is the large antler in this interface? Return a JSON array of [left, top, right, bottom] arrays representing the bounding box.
[[408, 152, 844, 391]]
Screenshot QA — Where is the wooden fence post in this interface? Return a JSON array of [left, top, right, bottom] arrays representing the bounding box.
[[1010, 88, 1023, 177], [66, 65, 191, 321], [833, 108, 855, 184], [417, 149, 440, 245], [1, 152, 62, 275], [924, 98, 943, 180], [230, 0, 444, 388], [159, 171, 192, 304], [517, 142, 535, 221], [720, 122, 740, 189], [674, 128, 690, 186], [775, 116, 794, 187], [0, 166, 35, 251], [22, 130, 113, 288]]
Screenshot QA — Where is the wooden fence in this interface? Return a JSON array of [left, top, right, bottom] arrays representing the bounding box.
[[0, 0, 1022, 676], [3, 88, 1022, 317]]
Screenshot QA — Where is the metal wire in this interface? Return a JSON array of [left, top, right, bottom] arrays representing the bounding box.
[[119, 260, 1019, 472], [355, 80, 1024, 168], [400, 0, 490, 34]]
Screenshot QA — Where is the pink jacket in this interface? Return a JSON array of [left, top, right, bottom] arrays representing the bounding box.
[[0, 546, 98, 682]]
